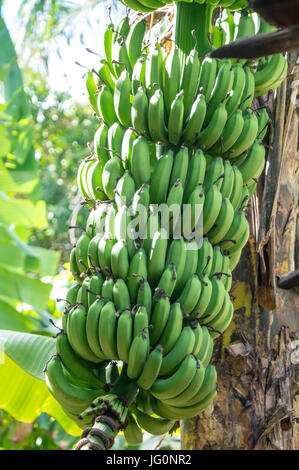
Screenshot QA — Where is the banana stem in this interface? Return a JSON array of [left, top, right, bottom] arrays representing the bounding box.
[[75, 413, 118, 450], [111, 364, 139, 406], [174, 2, 214, 62]]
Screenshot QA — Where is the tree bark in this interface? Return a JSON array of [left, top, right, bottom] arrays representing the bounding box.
[[181, 53, 299, 450]]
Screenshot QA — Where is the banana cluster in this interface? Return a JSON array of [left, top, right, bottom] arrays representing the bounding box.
[[75, 146, 258, 288], [213, 11, 287, 95], [121, 0, 248, 14], [44, 11, 279, 449]]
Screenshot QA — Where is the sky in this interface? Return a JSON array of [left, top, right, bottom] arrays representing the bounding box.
[[2, 0, 127, 102]]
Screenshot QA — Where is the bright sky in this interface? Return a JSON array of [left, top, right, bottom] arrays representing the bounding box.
[[2, 0, 127, 102]]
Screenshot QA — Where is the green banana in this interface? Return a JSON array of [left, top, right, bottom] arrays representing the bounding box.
[[183, 149, 206, 202], [148, 87, 168, 143], [67, 303, 102, 363], [56, 332, 102, 388], [182, 93, 207, 145], [98, 300, 118, 360], [150, 150, 173, 204], [164, 46, 181, 115], [150, 294, 171, 346], [169, 146, 189, 189], [151, 354, 197, 399], [114, 70, 132, 128], [167, 91, 184, 145], [45, 355, 102, 415], [126, 17, 147, 68], [208, 197, 235, 244], [110, 239, 129, 280], [130, 136, 151, 188], [136, 279, 152, 317], [159, 326, 195, 376], [127, 329, 149, 379], [86, 298, 107, 360], [124, 412, 143, 446], [197, 102, 228, 150], [97, 85, 117, 126], [180, 45, 200, 119], [131, 86, 149, 137], [94, 122, 109, 167], [102, 156, 124, 201], [202, 184, 223, 234], [133, 407, 175, 435], [116, 308, 133, 363], [127, 248, 148, 303], [198, 56, 217, 101], [147, 230, 168, 286], [209, 109, 244, 156], [157, 264, 177, 298], [137, 345, 164, 390], [113, 278, 131, 311]]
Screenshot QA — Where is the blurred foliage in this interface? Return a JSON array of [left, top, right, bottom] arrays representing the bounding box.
[[0, 410, 77, 450]]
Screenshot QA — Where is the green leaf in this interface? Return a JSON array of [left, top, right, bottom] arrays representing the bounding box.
[[0, 266, 52, 311], [0, 350, 80, 435], [28, 246, 60, 276], [0, 301, 34, 332], [0, 195, 48, 229], [0, 330, 81, 435], [0, 329, 55, 380], [0, 160, 38, 194]]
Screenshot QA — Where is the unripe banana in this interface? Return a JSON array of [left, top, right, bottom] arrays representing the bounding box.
[[181, 46, 200, 119], [131, 86, 149, 137], [198, 56, 217, 101], [94, 122, 109, 167], [133, 406, 175, 435], [136, 279, 152, 316], [131, 136, 151, 188], [107, 122, 125, 160], [110, 239, 129, 280], [183, 149, 206, 202], [45, 355, 102, 415], [102, 156, 124, 201], [124, 412, 143, 446], [98, 300, 118, 360], [148, 87, 168, 143], [182, 94, 207, 145], [97, 85, 117, 126], [116, 308, 133, 363], [150, 150, 173, 204], [169, 146, 189, 189], [114, 70, 132, 128], [167, 91, 184, 145], [197, 102, 228, 150], [151, 354, 197, 399], [127, 329, 149, 379], [202, 184, 223, 234], [86, 298, 107, 360], [150, 294, 171, 346], [126, 17, 147, 68], [127, 248, 148, 304], [164, 46, 181, 115], [137, 344, 164, 390], [113, 278, 131, 311]]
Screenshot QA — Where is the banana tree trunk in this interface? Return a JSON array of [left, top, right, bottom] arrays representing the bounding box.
[[181, 53, 299, 451]]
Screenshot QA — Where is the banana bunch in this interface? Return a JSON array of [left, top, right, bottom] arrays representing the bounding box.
[[43, 6, 285, 449]]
